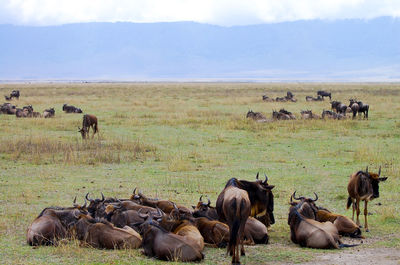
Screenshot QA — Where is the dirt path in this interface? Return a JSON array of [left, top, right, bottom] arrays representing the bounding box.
[[299, 247, 400, 265]]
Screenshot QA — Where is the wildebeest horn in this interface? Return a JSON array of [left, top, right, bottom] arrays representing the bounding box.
[[311, 192, 318, 202], [82, 198, 87, 208], [292, 191, 301, 200], [365, 166, 368, 174], [133, 188, 137, 195], [85, 192, 93, 202], [378, 166, 381, 176], [138, 208, 149, 219], [256, 172, 259, 180], [199, 195, 203, 202], [155, 207, 163, 218], [73, 196, 77, 204], [264, 174, 268, 183], [100, 192, 105, 202], [173, 203, 179, 211], [207, 197, 211, 206]]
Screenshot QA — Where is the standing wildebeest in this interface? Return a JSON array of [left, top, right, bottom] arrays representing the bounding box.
[[330, 101, 341, 111], [335, 103, 348, 115], [63, 104, 83, 113], [349, 99, 359, 119], [10, 90, 20, 99], [216, 174, 274, 264], [347, 166, 387, 231], [356, 101, 369, 119], [78, 114, 98, 139], [317, 90, 331, 100]]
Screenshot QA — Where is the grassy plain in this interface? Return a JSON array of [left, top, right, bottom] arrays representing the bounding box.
[[0, 82, 399, 264]]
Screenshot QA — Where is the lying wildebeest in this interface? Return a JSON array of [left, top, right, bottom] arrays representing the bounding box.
[[301, 110, 320, 119], [139, 212, 204, 262], [216, 175, 274, 264], [262, 95, 274, 102], [349, 99, 359, 119], [10, 90, 20, 99], [74, 214, 142, 249], [78, 114, 98, 139], [279, 109, 296, 119], [26, 198, 88, 246], [43, 108, 55, 118], [272, 110, 290, 120], [246, 110, 267, 122], [63, 104, 83, 113], [190, 216, 230, 247], [192, 195, 219, 220], [347, 166, 387, 231], [104, 204, 146, 229], [0, 103, 16, 114], [316, 208, 362, 238], [288, 192, 356, 249], [317, 90, 331, 100], [356, 101, 369, 119], [321, 110, 345, 120], [16, 105, 34, 118], [305, 95, 323, 101], [275, 96, 287, 102], [4, 95, 11, 101]]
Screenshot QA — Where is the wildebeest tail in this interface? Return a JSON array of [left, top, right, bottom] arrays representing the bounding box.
[[346, 197, 353, 209], [339, 243, 359, 248], [229, 219, 240, 251], [94, 122, 98, 134]]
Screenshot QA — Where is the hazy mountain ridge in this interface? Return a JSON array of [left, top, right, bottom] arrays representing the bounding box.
[[0, 17, 399, 81]]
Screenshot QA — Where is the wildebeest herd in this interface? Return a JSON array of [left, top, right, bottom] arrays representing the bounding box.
[[27, 167, 387, 264], [251, 90, 369, 122]]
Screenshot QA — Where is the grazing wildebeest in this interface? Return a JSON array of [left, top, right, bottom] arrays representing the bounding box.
[[288, 192, 356, 249], [74, 214, 142, 249], [347, 166, 387, 231], [78, 114, 98, 139], [316, 208, 362, 238], [10, 90, 20, 99], [43, 108, 55, 118], [246, 110, 267, 122], [26, 199, 88, 246], [63, 104, 83, 113], [349, 99, 359, 119], [356, 101, 369, 119], [317, 90, 331, 100], [139, 212, 204, 262]]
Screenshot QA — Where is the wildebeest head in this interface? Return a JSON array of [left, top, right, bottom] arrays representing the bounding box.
[[289, 191, 319, 219], [78, 127, 86, 139], [246, 110, 254, 118], [365, 166, 387, 199], [85, 192, 105, 217]]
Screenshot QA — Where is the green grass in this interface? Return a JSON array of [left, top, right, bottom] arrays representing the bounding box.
[[0, 82, 399, 264]]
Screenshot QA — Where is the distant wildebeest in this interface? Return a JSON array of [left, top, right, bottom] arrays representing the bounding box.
[[347, 166, 387, 231], [16, 105, 33, 118], [279, 109, 296, 119], [26, 198, 88, 246], [288, 192, 356, 249], [78, 114, 98, 139], [0, 103, 16, 115], [317, 90, 331, 100], [262, 95, 274, 102], [321, 110, 345, 120], [43, 108, 55, 118], [305, 95, 323, 101], [10, 90, 20, 99], [4, 95, 12, 101], [356, 101, 369, 119], [335, 103, 348, 115], [330, 101, 341, 111], [246, 110, 267, 122], [349, 99, 359, 119], [301, 110, 320, 119], [275, 96, 287, 102], [272, 110, 290, 120], [63, 104, 83, 113]]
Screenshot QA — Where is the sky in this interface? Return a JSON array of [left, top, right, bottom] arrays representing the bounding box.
[[1, 0, 400, 26]]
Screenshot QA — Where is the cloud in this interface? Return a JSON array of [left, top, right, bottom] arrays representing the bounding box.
[[1, 0, 400, 26]]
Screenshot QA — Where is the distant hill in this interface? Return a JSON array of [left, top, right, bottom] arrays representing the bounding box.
[[0, 17, 399, 81]]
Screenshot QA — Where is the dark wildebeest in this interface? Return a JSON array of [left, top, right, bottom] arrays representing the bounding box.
[[104, 204, 146, 229], [305, 95, 323, 101], [0, 103, 16, 114], [74, 214, 142, 249], [192, 195, 219, 220], [301, 110, 320, 119], [347, 166, 387, 231], [335, 103, 348, 115], [330, 101, 341, 111], [356, 101, 369, 119], [26, 198, 88, 246], [275, 96, 287, 102], [4, 95, 11, 101], [139, 212, 204, 262], [288, 192, 356, 249], [78, 114, 98, 139], [63, 104, 83, 113], [272, 110, 290, 120], [216, 175, 274, 264], [10, 90, 20, 99], [317, 90, 331, 100], [246, 110, 267, 122], [322, 110, 345, 120], [262, 95, 274, 102], [279, 109, 296, 119], [316, 208, 362, 238], [349, 99, 359, 119], [43, 108, 55, 118]]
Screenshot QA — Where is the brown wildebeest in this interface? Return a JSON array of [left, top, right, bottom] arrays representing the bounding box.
[[288, 192, 356, 249], [104, 204, 146, 229], [347, 166, 387, 231], [316, 208, 362, 238], [192, 195, 219, 220], [74, 214, 142, 249], [78, 114, 98, 139], [246, 110, 267, 122], [26, 199, 88, 246], [301, 110, 320, 119], [262, 95, 274, 102], [317, 90, 331, 100], [139, 212, 204, 262], [349, 99, 359, 119], [330, 101, 341, 111], [43, 108, 55, 118], [189, 216, 230, 247]]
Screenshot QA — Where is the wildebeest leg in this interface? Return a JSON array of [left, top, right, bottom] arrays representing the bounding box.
[[365, 110, 368, 120], [351, 198, 356, 221], [364, 201, 369, 232], [355, 198, 361, 227]]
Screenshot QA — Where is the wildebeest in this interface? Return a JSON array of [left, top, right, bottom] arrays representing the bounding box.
[[305, 95, 323, 101], [4, 95, 11, 101], [275, 96, 287, 102], [262, 95, 274, 102], [347, 166, 387, 231], [192, 195, 219, 220], [246, 110, 267, 122], [0, 103, 16, 114], [78, 114, 98, 139], [301, 110, 321, 119], [356, 101, 369, 119], [16, 105, 34, 118], [335, 103, 348, 115], [349, 99, 359, 119], [317, 90, 331, 100], [321, 110, 345, 120], [330, 101, 341, 111], [288, 192, 355, 249], [43, 108, 55, 118], [74, 214, 142, 249], [63, 104, 83, 113], [139, 212, 204, 262], [104, 204, 146, 229], [26, 199, 88, 246], [316, 208, 362, 238], [10, 90, 20, 99], [272, 110, 290, 120]]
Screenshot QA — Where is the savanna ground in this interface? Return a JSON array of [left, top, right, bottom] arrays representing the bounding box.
[[0, 83, 399, 265]]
